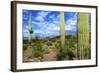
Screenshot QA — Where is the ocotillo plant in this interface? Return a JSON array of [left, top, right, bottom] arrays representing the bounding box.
[[77, 13, 90, 59], [28, 13, 33, 44], [60, 12, 65, 47]]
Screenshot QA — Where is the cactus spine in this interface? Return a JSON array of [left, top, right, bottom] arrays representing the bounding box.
[[77, 13, 90, 59]]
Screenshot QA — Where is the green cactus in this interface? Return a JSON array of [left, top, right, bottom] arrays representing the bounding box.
[[60, 12, 65, 47], [77, 13, 90, 59], [28, 13, 34, 43]]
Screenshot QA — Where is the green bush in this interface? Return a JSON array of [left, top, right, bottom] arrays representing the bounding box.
[[57, 43, 78, 60], [23, 44, 28, 51], [57, 45, 70, 60], [31, 43, 49, 61]]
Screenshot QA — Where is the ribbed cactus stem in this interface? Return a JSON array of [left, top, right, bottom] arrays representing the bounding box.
[[77, 13, 90, 59], [60, 12, 65, 47], [28, 13, 33, 43]]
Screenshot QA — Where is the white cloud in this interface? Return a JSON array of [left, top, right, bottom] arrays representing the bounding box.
[[65, 17, 77, 31], [65, 24, 76, 31], [32, 21, 41, 25], [35, 16, 44, 22], [23, 28, 28, 33], [66, 19, 77, 26], [65, 25, 72, 31], [23, 15, 28, 20], [24, 25, 29, 29], [31, 22, 60, 38], [49, 14, 60, 25], [23, 28, 29, 37], [47, 24, 60, 31], [34, 30, 44, 34], [37, 11, 50, 17], [32, 21, 49, 30], [49, 15, 54, 19], [35, 11, 50, 22], [53, 20, 59, 25]]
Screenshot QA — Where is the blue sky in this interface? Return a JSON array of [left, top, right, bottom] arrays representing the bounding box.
[[22, 10, 78, 38]]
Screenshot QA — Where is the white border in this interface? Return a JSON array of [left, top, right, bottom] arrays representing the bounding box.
[[17, 3, 96, 69]]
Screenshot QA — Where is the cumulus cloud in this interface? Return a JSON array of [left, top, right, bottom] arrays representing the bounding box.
[[37, 11, 50, 17], [47, 24, 60, 31], [35, 11, 50, 22], [34, 30, 44, 34], [66, 19, 77, 26], [49, 14, 60, 25], [65, 13, 77, 31], [23, 28, 29, 37], [23, 15, 29, 20]]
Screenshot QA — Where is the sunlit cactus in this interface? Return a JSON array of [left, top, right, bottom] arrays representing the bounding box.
[[28, 13, 34, 43], [77, 13, 90, 59], [60, 12, 65, 47]]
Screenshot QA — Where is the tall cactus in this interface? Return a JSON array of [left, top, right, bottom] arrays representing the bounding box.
[[28, 13, 33, 43], [77, 13, 90, 59], [60, 12, 65, 47]]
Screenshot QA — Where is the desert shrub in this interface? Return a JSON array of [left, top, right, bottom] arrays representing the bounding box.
[[57, 44, 78, 60], [46, 41, 52, 46], [31, 43, 48, 61], [54, 42, 61, 50], [57, 46, 70, 60], [51, 38, 56, 42], [42, 44, 49, 50], [23, 44, 28, 51], [23, 40, 28, 44]]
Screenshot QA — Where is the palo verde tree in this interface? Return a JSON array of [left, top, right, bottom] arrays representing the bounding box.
[[77, 13, 90, 59]]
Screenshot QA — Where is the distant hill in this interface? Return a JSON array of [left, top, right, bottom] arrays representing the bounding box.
[[65, 31, 77, 35]]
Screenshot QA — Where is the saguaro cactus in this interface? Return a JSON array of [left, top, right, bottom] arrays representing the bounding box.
[[28, 13, 33, 43], [60, 12, 65, 47], [77, 13, 90, 59]]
